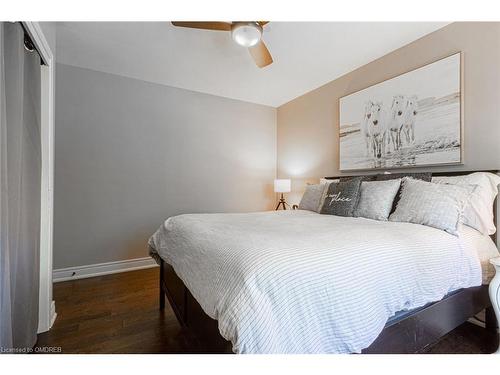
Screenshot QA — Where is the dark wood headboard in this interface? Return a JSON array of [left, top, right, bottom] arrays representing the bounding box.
[[324, 170, 499, 244], [324, 170, 500, 180]]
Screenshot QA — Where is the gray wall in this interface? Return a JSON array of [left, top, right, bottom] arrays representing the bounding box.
[[277, 22, 500, 205], [54, 63, 276, 269]]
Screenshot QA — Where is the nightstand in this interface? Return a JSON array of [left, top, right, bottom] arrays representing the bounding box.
[[490, 257, 500, 354]]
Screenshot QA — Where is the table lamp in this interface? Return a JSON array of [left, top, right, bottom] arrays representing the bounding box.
[[274, 179, 291, 210]]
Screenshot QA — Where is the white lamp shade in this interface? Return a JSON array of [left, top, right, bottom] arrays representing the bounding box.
[[274, 179, 291, 193]]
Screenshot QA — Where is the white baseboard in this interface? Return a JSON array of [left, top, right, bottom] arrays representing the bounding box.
[[53, 257, 158, 283], [49, 300, 57, 329], [468, 316, 486, 328], [468, 313, 500, 333]]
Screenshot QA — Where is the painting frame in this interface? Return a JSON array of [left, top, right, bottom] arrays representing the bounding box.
[[338, 52, 464, 172]]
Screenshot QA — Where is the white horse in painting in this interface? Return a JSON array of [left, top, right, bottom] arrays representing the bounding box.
[[387, 95, 406, 152], [360, 101, 374, 156], [402, 95, 418, 145], [366, 101, 387, 159]]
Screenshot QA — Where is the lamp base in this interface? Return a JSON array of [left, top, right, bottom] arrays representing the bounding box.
[[275, 194, 288, 211]]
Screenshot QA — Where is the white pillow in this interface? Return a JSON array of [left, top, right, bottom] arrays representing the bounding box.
[[319, 178, 338, 185], [389, 178, 472, 236], [432, 172, 500, 235]]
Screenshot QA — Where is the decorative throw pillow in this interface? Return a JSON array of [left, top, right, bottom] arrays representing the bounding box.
[[376, 172, 432, 213], [432, 172, 500, 235], [354, 179, 401, 221], [298, 184, 326, 212], [389, 177, 472, 236], [319, 178, 337, 206], [320, 178, 362, 217]]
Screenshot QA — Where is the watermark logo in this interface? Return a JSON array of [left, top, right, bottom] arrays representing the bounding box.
[[0, 346, 62, 353]]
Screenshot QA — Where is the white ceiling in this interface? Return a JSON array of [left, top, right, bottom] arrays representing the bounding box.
[[56, 22, 448, 107]]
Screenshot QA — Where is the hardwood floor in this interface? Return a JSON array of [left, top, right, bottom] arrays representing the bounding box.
[[37, 268, 205, 353], [36, 268, 499, 354]]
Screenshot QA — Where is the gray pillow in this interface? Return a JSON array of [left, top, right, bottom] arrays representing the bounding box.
[[320, 178, 362, 217], [354, 179, 401, 221], [389, 177, 472, 236], [376, 172, 432, 213], [298, 184, 326, 212]]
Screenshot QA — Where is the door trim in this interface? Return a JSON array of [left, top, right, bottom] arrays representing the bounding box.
[[23, 22, 56, 333]]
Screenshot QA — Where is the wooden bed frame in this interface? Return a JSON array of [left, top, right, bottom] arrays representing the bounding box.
[[158, 170, 499, 353]]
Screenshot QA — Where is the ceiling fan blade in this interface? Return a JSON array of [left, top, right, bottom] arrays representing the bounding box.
[[257, 21, 269, 27], [171, 21, 232, 31], [248, 41, 273, 68]]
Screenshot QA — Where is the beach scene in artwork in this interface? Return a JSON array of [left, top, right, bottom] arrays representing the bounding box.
[[339, 53, 461, 171]]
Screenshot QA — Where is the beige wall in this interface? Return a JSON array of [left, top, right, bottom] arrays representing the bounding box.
[[277, 22, 500, 205], [54, 64, 277, 269]]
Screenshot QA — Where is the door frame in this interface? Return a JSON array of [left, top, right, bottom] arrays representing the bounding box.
[[22, 22, 56, 333]]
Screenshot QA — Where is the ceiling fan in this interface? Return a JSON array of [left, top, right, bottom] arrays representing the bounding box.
[[171, 21, 273, 68]]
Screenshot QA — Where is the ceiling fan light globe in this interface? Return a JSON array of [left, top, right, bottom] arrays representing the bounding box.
[[231, 23, 262, 47]]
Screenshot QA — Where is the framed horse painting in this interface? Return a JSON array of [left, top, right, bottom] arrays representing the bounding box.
[[338, 52, 463, 171]]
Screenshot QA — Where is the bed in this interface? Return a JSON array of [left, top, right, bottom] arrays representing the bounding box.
[[149, 170, 500, 354]]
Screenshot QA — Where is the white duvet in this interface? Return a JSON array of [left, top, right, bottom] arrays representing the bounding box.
[[148, 210, 485, 354]]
